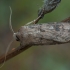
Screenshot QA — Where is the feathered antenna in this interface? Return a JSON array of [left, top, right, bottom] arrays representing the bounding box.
[[0, 6, 15, 68]]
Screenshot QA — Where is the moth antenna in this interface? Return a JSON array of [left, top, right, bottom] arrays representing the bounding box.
[[0, 38, 14, 68], [9, 6, 16, 39], [9, 6, 14, 34], [0, 6, 15, 68]]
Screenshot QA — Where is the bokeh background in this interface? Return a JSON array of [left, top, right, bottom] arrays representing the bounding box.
[[0, 0, 70, 70]]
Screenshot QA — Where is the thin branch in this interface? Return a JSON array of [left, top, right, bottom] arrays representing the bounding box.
[[0, 45, 32, 64], [0, 17, 70, 65], [26, 16, 42, 25]]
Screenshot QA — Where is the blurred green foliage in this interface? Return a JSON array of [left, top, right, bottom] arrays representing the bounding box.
[[0, 0, 70, 70]]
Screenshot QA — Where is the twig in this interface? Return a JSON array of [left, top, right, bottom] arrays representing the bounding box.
[[0, 45, 32, 64], [0, 17, 70, 64], [26, 16, 41, 25]]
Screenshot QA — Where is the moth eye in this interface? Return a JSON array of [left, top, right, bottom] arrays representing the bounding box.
[[16, 35, 20, 41]]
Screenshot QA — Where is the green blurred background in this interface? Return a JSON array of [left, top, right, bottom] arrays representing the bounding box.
[[0, 0, 70, 70]]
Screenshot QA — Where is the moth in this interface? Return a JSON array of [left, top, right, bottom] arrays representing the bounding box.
[[38, 0, 61, 18]]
